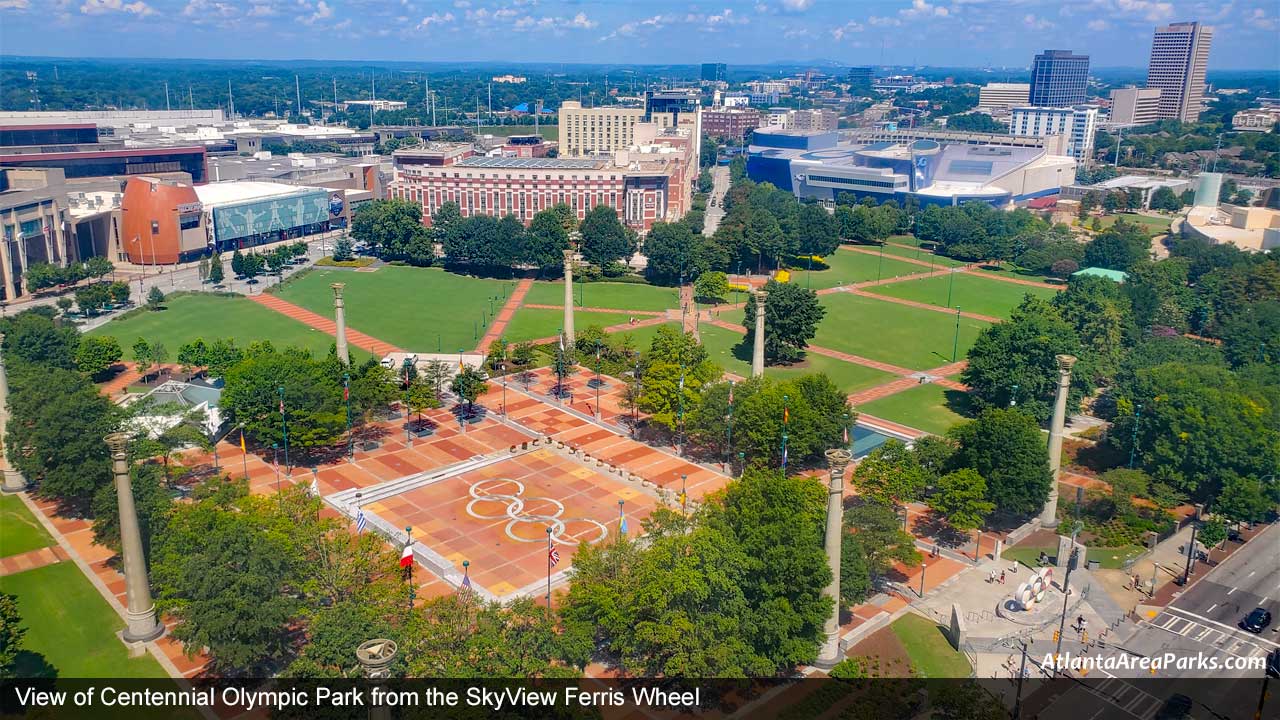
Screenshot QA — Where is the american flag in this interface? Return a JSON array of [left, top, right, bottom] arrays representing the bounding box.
[[279, 397, 285, 414], [343, 384, 349, 401], [461, 573, 472, 590], [548, 543, 560, 567], [843, 425, 850, 445], [355, 509, 367, 534]]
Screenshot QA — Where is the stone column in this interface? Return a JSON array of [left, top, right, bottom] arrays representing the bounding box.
[[816, 447, 852, 668], [104, 433, 164, 643], [357, 638, 399, 720], [0, 333, 27, 493], [562, 249, 576, 350], [751, 290, 768, 378], [331, 283, 350, 365], [1040, 354, 1076, 528]]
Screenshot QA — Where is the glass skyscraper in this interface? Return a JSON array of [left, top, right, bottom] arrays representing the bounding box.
[[1028, 50, 1090, 107]]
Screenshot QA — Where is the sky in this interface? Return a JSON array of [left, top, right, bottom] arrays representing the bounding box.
[[0, 0, 1276, 70]]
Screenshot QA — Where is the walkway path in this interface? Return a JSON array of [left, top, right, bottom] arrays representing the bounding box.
[[854, 243, 1063, 291], [521, 315, 668, 347], [478, 278, 533, 352], [0, 545, 68, 576], [249, 293, 402, 357]]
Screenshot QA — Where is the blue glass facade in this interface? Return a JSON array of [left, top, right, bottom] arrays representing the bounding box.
[[1029, 50, 1090, 106]]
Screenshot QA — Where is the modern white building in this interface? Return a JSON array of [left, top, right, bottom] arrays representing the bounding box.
[[978, 83, 1031, 113], [1146, 22, 1213, 122], [341, 100, 408, 112], [1108, 88, 1163, 126], [1232, 109, 1280, 132], [1011, 106, 1099, 161]]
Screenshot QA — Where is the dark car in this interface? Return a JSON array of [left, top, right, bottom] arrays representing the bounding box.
[[1155, 694, 1192, 720], [1240, 607, 1272, 633], [1267, 649, 1280, 679]]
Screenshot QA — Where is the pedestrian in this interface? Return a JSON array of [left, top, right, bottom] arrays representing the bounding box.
[[1076, 615, 1085, 632], [999, 570, 1006, 585]]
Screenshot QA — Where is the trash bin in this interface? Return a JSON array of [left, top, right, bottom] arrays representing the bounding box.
[[1087, 560, 1101, 571]]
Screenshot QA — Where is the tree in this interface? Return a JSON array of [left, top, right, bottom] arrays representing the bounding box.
[[176, 338, 208, 375], [1101, 191, 1120, 214], [948, 408, 1052, 520], [793, 203, 839, 258], [0, 591, 27, 679], [351, 199, 433, 265], [851, 440, 927, 508], [1195, 517, 1227, 550], [84, 255, 114, 280], [450, 366, 489, 412], [220, 346, 346, 452], [694, 271, 730, 302], [579, 204, 634, 267], [55, 296, 73, 316], [403, 376, 439, 423], [1, 310, 78, 369], [946, 112, 1008, 133], [203, 338, 244, 379], [511, 341, 535, 367], [742, 279, 825, 364], [75, 335, 122, 378], [332, 237, 354, 262], [108, 281, 131, 305], [207, 253, 225, 285], [146, 286, 165, 310], [643, 221, 725, 285], [841, 502, 920, 605], [1214, 472, 1274, 525], [1149, 186, 1184, 212], [930, 469, 995, 531], [231, 249, 245, 277], [241, 253, 264, 282], [1078, 190, 1099, 220], [131, 337, 154, 381], [1084, 221, 1150, 271], [524, 208, 570, 270], [698, 375, 850, 468], [74, 283, 110, 315], [634, 326, 721, 433]]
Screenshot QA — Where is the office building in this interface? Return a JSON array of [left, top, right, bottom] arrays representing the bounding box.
[[0, 109, 226, 129], [340, 100, 407, 112], [1232, 109, 1280, 132], [0, 123, 208, 183], [1029, 50, 1090, 106], [847, 67, 874, 88], [792, 109, 839, 132], [491, 75, 527, 84], [722, 93, 751, 108], [0, 168, 79, 301], [557, 102, 646, 157], [703, 108, 762, 141], [1060, 175, 1192, 209], [1108, 88, 1163, 126], [978, 83, 1031, 113], [1010, 106, 1098, 161], [747, 129, 1074, 207], [701, 63, 727, 83], [1146, 22, 1214, 122]]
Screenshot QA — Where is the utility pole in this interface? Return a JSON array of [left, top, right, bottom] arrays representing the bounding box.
[[1053, 521, 1084, 673], [188, 84, 194, 111], [370, 75, 376, 128], [295, 74, 303, 119], [227, 79, 235, 119], [1012, 639, 1030, 720], [164, 81, 170, 111]]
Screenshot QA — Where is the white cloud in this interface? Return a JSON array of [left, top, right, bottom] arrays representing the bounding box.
[[182, 0, 235, 17], [1087, 18, 1110, 30], [80, 0, 154, 15], [780, 0, 812, 10], [706, 8, 746, 28], [247, 1, 276, 16], [1112, 0, 1175, 22], [868, 15, 901, 26], [1023, 13, 1052, 30], [452, 0, 469, 6], [901, 0, 948, 18], [831, 20, 863, 40], [298, 0, 331, 25], [0, 0, 31, 9], [417, 10, 453, 28], [568, 11, 596, 29]]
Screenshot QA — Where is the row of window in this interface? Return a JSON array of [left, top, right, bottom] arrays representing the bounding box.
[[806, 174, 900, 189]]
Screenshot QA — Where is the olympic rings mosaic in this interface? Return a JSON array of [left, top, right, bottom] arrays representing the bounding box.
[[466, 478, 609, 546]]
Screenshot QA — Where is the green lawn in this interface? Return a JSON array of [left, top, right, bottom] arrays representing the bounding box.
[[502, 307, 635, 344], [813, 293, 990, 371], [605, 321, 680, 352], [276, 267, 509, 352], [0, 562, 168, 678], [798, 247, 931, 290], [877, 242, 967, 268], [477, 125, 558, 141], [522, 280, 680, 312], [87, 293, 357, 360], [857, 382, 973, 435], [0, 494, 54, 557], [697, 325, 896, 394], [865, 272, 1059, 320], [890, 613, 972, 678], [1096, 212, 1173, 237]]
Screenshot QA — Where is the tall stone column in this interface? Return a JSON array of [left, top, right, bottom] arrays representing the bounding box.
[[1040, 354, 1076, 528], [0, 333, 27, 493], [562, 249, 576, 350], [751, 290, 768, 378], [816, 448, 852, 668], [331, 283, 350, 365], [104, 433, 164, 643]]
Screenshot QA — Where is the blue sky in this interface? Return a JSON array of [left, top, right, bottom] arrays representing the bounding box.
[[0, 0, 1275, 69]]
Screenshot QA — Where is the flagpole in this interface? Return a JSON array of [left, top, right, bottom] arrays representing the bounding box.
[[405, 526, 415, 610], [781, 393, 790, 471], [278, 386, 290, 475], [239, 424, 248, 480], [726, 380, 735, 474], [344, 373, 353, 461], [545, 526, 553, 607]]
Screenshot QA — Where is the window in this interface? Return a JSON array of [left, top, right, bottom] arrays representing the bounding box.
[[151, 221, 160, 235]]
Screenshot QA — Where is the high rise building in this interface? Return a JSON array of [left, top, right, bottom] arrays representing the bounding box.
[[1108, 87, 1163, 126], [700, 63, 727, 83], [1146, 22, 1213, 122], [978, 83, 1031, 113], [557, 102, 645, 157], [847, 67, 874, 89], [1029, 50, 1090, 106], [1010, 106, 1098, 161]]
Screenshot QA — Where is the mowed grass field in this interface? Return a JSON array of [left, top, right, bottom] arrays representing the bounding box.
[[87, 293, 353, 359], [698, 325, 896, 394], [814, 293, 990, 370], [522, 281, 680, 312], [799, 247, 932, 290], [501, 307, 635, 344], [0, 494, 54, 557], [876, 242, 968, 268], [276, 267, 509, 352], [857, 382, 974, 436], [1095, 212, 1173, 236], [0, 561, 168, 678], [890, 613, 972, 678], [866, 272, 1059, 320]]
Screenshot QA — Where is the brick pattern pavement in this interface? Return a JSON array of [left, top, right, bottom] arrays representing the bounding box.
[[0, 545, 68, 576], [476, 277, 533, 352], [249, 293, 402, 357]]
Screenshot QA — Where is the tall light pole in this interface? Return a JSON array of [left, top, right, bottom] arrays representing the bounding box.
[[1053, 520, 1084, 672], [104, 433, 164, 643], [278, 386, 290, 475], [815, 448, 852, 668]]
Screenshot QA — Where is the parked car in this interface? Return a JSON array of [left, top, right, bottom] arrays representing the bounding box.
[[1240, 607, 1272, 633], [1266, 649, 1280, 679]]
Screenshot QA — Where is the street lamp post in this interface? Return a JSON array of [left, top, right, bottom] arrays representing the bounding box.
[[919, 562, 927, 598], [952, 307, 961, 362], [278, 386, 290, 475], [344, 373, 354, 461], [1128, 404, 1143, 469], [1053, 520, 1084, 673], [1181, 504, 1204, 585], [272, 442, 281, 494]]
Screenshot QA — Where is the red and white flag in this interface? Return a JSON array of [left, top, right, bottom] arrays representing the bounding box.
[[548, 543, 560, 567], [400, 543, 413, 568]]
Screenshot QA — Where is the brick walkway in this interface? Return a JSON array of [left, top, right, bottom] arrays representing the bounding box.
[[678, 284, 698, 338], [97, 362, 181, 399], [478, 278, 533, 352], [805, 343, 917, 376], [849, 288, 1003, 323], [847, 377, 923, 405], [249, 293, 402, 357], [856, 412, 928, 439], [0, 545, 68, 576]]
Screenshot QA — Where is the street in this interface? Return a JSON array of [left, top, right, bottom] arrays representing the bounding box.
[[703, 165, 730, 235]]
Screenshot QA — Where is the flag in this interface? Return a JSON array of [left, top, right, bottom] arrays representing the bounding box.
[[678, 375, 685, 391], [843, 425, 850, 445], [461, 573, 472, 590], [548, 543, 560, 567], [558, 333, 564, 352], [619, 515, 629, 536], [309, 476, 320, 497], [240, 430, 246, 453], [727, 381, 734, 407], [781, 444, 789, 469], [783, 406, 789, 424], [355, 509, 367, 533], [400, 542, 414, 568], [343, 384, 350, 402], [678, 491, 688, 508], [279, 397, 285, 414], [458, 356, 465, 373]]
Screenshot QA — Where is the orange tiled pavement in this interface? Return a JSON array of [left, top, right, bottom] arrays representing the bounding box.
[[476, 277, 533, 353], [0, 545, 68, 576], [248, 292, 402, 357]]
